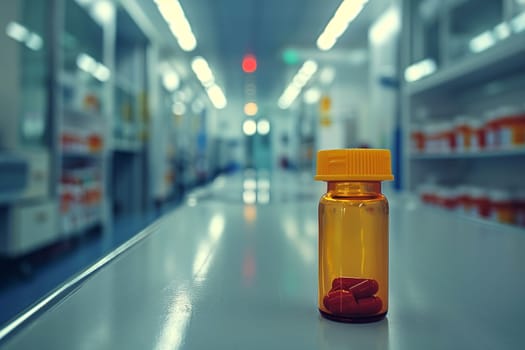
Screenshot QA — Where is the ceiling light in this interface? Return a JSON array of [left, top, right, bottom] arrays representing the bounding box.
[[177, 34, 197, 52], [243, 120, 257, 136], [319, 67, 335, 85], [278, 60, 318, 109], [316, 0, 368, 51], [93, 63, 111, 81], [404, 58, 437, 82], [25, 32, 43, 50], [206, 84, 227, 109], [76, 53, 97, 72], [243, 190, 256, 204], [5, 22, 29, 42], [191, 56, 214, 86], [369, 6, 400, 45], [301, 60, 318, 76], [242, 54, 257, 73], [511, 12, 525, 32], [244, 102, 258, 116], [257, 119, 270, 135], [468, 31, 496, 53], [162, 71, 180, 91], [493, 22, 511, 40], [155, 0, 197, 52], [91, 0, 114, 24], [304, 88, 321, 104]]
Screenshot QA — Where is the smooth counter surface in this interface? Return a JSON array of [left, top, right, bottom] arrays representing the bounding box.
[[1, 172, 524, 349]]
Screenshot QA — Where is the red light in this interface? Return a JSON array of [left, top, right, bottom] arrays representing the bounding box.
[[242, 54, 257, 73]]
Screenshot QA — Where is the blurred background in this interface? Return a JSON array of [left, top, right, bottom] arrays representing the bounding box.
[[0, 0, 524, 327]]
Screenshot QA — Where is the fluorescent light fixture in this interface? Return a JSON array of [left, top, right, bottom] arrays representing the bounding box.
[[243, 179, 256, 190], [6, 22, 44, 51], [404, 58, 437, 82], [319, 67, 335, 85], [93, 63, 110, 81], [76, 53, 110, 82], [76, 53, 97, 73], [191, 56, 214, 87], [257, 119, 270, 135], [177, 34, 197, 52], [493, 22, 511, 40], [316, 0, 368, 51], [162, 71, 180, 91], [242, 120, 257, 136], [91, 0, 114, 24], [370, 6, 400, 45], [206, 84, 227, 109], [304, 88, 321, 104], [155, 0, 197, 52], [191, 56, 227, 109], [468, 31, 496, 53], [244, 102, 258, 116], [6, 22, 29, 42], [278, 60, 318, 109], [302, 60, 318, 76], [511, 12, 525, 33], [257, 191, 270, 204], [25, 32, 43, 51], [243, 190, 256, 204]]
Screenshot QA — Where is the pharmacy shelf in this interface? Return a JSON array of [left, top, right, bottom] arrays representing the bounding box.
[[1, 174, 524, 349], [0, 154, 28, 204], [112, 139, 143, 153], [410, 147, 525, 159], [61, 151, 104, 158], [61, 211, 103, 237], [422, 204, 524, 233], [63, 108, 103, 122], [406, 32, 525, 97]]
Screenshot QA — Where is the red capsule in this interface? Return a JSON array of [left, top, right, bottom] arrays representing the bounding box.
[[323, 290, 357, 314], [324, 290, 383, 316], [355, 297, 383, 315], [330, 278, 379, 298]]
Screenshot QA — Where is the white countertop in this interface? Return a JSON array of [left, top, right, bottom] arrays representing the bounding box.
[[1, 172, 524, 349]]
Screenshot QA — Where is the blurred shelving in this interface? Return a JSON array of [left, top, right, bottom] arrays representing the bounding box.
[[402, 0, 525, 194], [410, 146, 525, 159], [406, 32, 525, 97]]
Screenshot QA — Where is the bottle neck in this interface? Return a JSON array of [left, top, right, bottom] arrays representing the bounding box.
[[327, 181, 382, 197]]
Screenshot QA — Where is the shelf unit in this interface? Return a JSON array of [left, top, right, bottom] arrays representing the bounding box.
[[410, 146, 525, 159], [401, 0, 525, 229], [57, 0, 110, 238]]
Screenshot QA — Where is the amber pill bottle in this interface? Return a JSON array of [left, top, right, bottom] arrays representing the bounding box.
[[315, 149, 393, 323]]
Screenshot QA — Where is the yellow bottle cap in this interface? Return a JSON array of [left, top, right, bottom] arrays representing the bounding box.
[[315, 149, 394, 181]]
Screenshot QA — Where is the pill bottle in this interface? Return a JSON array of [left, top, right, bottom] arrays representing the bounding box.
[[424, 124, 437, 153], [470, 187, 490, 218], [315, 149, 393, 323], [410, 126, 425, 153], [470, 119, 485, 151], [441, 122, 456, 153], [484, 112, 501, 150], [515, 112, 525, 146], [514, 190, 525, 227], [456, 186, 471, 214], [454, 116, 471, 152], [488, 190, 516, 225], [441, 187, 459, 210]]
